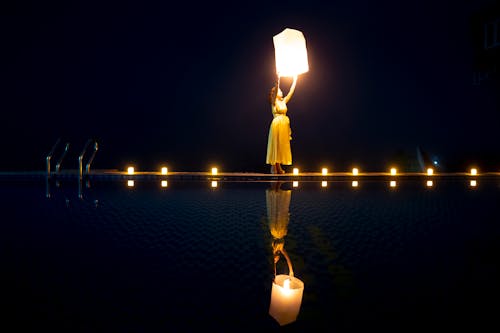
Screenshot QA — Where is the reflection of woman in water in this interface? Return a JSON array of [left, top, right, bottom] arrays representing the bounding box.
[[266, 76, 298, 174], [266, 181, 294, 276]]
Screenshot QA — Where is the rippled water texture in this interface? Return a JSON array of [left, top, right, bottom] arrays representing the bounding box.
[[1, 179, 499, 332]]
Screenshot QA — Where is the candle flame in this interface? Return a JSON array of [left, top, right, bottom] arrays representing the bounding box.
[[284, 278, 290, 290]]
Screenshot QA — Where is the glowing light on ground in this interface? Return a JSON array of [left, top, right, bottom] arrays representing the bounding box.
[[211, 167, 218, 175], [127, 167, 135, 175], [390, 168, 397, 176], [427, 168, 434, 176], [470, 168, 477, 176], [161, 167, 168, 175], [293, 168, 299, 175], [322, 168, 328, 175]]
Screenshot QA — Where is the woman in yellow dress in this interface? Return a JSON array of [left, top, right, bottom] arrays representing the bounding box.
[[266, 75, 298, 174]]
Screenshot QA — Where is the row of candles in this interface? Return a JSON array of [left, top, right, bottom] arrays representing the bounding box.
[[124, 167, 483, 189], [125, 179, 481, 188], [125, 166, 483, 176]]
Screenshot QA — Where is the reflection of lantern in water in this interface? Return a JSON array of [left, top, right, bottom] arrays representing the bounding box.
[[273, 28, 309, 77], [266, 182, 304, 326], [269, 274, 304, 326]]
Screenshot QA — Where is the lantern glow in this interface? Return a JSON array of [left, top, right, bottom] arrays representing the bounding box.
[[470, 168, 477, 176], [211, 167, 218, 175], [322, 168, 328, 175], [269, 274, 304, 326], [352, 168, 359, 176], [273, 28, 309, 77], [427, 168, 434, 176], [390, 168, 397, 176], [127, 167, 135, 175], [161, 167, 168, 175], [293, 168, 299, 175]]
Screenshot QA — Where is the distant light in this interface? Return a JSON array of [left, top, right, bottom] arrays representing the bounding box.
[[352, 180, 358, 187], [161, 167, 168, 175], [127, 167, 135, 175], [212, 167, 218, 175], [322, 168, 328, 176], [127, 180, 134, 187], [161, 180, 168, 187], [321, 181, 327, 187], [426, 180, 433, 187], [390, 168, 397, 176], [427, 168, 434, 176], [470, 168, 477, 176], [470, 180, 477, 187], [433, 160, 438, 165], [293, 168, 299, 175], [293, 181, 299, 187], [211, 180, 218, 188], [352, 168, 359, 176], [390, 180, 397, 187]]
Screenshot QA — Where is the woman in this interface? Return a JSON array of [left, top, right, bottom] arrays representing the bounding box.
[[266, 75, 298, 174]]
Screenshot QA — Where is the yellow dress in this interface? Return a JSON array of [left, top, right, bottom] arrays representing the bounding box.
[[266, 99, 292, 165]]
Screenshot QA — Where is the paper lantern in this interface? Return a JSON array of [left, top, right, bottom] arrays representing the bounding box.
[[269, 274, 304, 326], [273, 28, 309, 77]]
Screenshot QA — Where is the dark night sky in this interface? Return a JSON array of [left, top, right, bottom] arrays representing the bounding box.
[[1, 0, 498, 172]]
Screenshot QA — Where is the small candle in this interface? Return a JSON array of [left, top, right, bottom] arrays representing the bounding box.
[[269, 274, 304, 326]]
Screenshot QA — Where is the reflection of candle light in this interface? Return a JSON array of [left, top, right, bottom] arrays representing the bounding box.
[[321, 181, 327, 187], [211, 181, 218, 188], [292, 181, 298, 187], [161, 180, 168, 187], [283, 278, 291, 293], [470, 180, 477, 187], [426, 180, 433, 187], [127, 180, 134, 187], [352, 180, 358, 187], [390, 180, 396, 187], [269, 274, 304, 326]]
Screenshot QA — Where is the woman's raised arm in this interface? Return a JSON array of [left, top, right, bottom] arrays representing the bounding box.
[[284, 75, 297, 104]]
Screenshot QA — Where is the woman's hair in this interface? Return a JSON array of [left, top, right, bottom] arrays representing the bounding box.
[[269, 85, 278, 105]]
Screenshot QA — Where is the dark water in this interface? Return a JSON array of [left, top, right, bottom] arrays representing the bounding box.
[[1, 178, 499, 332]]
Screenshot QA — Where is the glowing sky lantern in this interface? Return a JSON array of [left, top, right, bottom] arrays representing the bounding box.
[[273, 28, 309, 77]]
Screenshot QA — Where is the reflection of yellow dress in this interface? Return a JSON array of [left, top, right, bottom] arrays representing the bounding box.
[[266, 187, 292, 240], [266, 99, 292, 165]]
